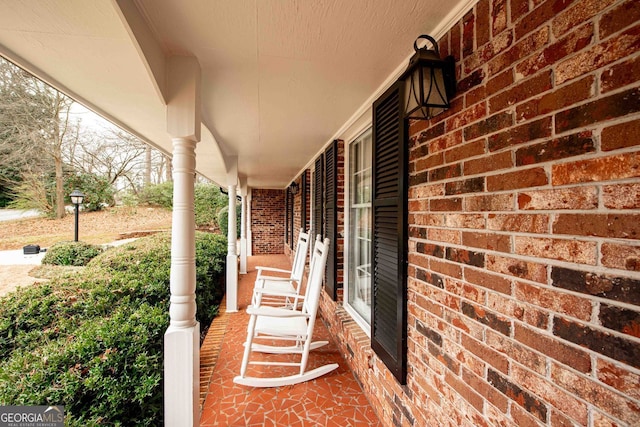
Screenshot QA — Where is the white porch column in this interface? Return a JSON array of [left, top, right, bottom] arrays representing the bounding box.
[[239, 182, 248, 275], [164, 56, 201, 427], [226, 182, 238, 311]]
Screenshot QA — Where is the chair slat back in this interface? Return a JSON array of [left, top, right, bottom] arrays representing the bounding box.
[[290, 229, 310, 281], [302, 237, 330, 322]]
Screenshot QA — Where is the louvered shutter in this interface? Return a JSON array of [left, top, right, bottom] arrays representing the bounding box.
[[313, 155, 324, 242], [371, 81, 408, 384], [324, 140, 338, 300], [301, 171, 308, 232], [285, 188, 290, 246]]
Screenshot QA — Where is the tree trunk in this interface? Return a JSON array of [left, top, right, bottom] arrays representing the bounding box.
[[145, 146, 152, 185]]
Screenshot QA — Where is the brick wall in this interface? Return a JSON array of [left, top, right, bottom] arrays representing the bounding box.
[[251, 189, 285, 255], [319, 1, 640, 426]]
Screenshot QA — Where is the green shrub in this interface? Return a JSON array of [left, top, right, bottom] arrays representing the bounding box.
[[217, 204, 241, 238], [42, 241, 104, 266], [137, 182, 173, 208], [194, 183, 227, 227], [0, 231, 227, 425]]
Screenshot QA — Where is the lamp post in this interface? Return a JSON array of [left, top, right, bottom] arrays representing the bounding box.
[[70, 189, 85, 242]]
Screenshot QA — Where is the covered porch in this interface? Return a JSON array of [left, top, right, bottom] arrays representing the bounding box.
[[198, 254, 380, 426]]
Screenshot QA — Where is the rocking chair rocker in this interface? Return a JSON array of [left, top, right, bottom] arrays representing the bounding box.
[[252, 229, 311, 309], [234, 237, 338, 387]]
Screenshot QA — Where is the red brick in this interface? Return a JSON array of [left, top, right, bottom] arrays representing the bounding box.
[[551, 266, 640, 305], [601, 54, 640, 94], [486, 254, 547, 283], [486, 329, 546, 375], [488, 28, 548, 76], [464, 193, 514, 211], [510, 0, 530, 23], [556, 25, 640, 85], [476, 0, 491, 47], [601, 242, 640, 271], [515, 281, 592, 321], [600, 0, 640, 39], [445, 177, 485, 195], [487, 292, 548, 329], [445, 278, 486, 304], [462, 369, 508, 412], [445, 140, 485, 163], [519, 131, 596, 165], [517, 186, 598, 210], [414, 152, 444, 173], [492, 0, 507, 36], [251, 188, 285, 254], [429, 130, 464, 154], [487, 213, 549, 233], [428, 228, 461, 245], [486, 167, 548, 191], [430, 197, 463, 212], [552, 152, 640, 186], [511, 364, 589, 425], [446, 103, 488, 133], [551, 362, 640, 425], [410, 213, 445, 227], [515, 0, 576, 40], [553, 213, 640, 239], [463, 10, 475, 57], [450, 18, 462, 61], [465, 84, 487, 107], [514, 236, 597, 264], [514, 323, 592, 372], [491, 68, 553, 113], [487, 368, 547, 422], [552, 0, 616, 38], [488, 117, 553, 152], [601, 118, 640, 151], [429, 164, 462, 182], [461, 334, 509, 373], [464, 268, 511, 294], [462, 231, 511, 253], [463, 150, 512, 176], [445, 213, 485, 229], [457, 69, 485, 96], [597, 358, 640, 401], [486, 68, 513, 96], [445, 370, 484, 412], [409, 183, 445, 199], [464, 31, 514, 75], [462, 301, 512, 335], [516, 23, 594, 79], [517, 75, 594, 121]]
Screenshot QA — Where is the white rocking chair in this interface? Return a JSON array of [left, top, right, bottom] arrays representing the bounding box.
[[252, 229, 311, 309], [234, 237, 338, 388]]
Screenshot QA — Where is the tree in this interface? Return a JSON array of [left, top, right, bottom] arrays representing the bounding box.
[[0, 57, 75, 218]]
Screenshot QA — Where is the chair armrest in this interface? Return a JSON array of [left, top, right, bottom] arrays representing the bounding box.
[[256, 266, 292, 276], [253, 288, 299, 299], [255, 275, 296, 283], [246, 305, 309, 318]]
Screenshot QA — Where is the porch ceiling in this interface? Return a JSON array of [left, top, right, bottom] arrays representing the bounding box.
[[0, 0, 473, 188]]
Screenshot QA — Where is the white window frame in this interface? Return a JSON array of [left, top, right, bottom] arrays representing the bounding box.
[[344, 127, 373, 336]]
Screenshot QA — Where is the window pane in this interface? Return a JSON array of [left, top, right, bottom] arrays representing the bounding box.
[[348, 129, 372, 324]]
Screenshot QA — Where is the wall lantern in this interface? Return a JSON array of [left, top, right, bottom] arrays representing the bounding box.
[[70, 189, 85, 242], [399, 35, 456, 119], [289, 182, 299, 195]]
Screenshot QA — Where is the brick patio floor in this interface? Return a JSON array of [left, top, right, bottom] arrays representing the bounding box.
[[199, 254, 381, 426]]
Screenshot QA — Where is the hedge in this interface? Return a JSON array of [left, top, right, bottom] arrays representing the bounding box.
[[0, 231, 226, 425]]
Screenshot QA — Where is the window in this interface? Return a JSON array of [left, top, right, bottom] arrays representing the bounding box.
[[346, 129, 372, 325]]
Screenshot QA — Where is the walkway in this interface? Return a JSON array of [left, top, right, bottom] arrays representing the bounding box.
[[200, 254, 381, 426]]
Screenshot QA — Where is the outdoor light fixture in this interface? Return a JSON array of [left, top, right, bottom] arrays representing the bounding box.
[[70, 189, 85, 242], [399, 34, 456, 119], [289, 182, 299, 195]]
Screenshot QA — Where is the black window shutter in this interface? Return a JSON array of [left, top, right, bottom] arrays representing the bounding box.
[[301, 171, 308, 232], [371, 81, 408, 384], [285, 188, 290, 246], [313, 155, 324, 242], [324, 140, 338, 300]]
